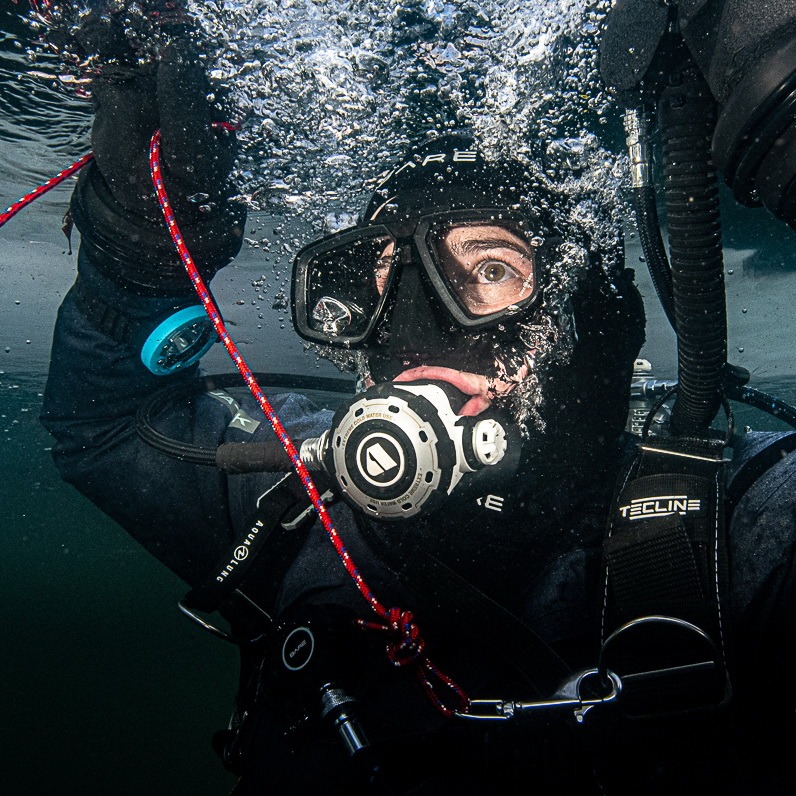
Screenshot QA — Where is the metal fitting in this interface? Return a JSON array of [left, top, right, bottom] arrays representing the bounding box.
[[623, 108, 653, 188]]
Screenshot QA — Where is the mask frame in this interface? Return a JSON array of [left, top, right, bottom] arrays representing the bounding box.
[[291, 208, 549, 348]]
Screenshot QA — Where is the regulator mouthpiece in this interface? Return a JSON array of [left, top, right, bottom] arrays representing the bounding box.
[[300, 380, 519, 520]]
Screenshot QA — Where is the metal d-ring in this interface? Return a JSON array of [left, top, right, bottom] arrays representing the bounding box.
[[597, 614, 720, 697], [177, 590, 271, 646]]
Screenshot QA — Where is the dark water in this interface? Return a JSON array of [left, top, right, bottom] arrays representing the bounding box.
[[0, 5, 333, 794], [1, 2, 796, 794]]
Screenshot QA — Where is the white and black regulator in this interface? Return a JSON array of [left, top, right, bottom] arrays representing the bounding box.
[[139, 376, 523, 522], [298, 381, 521, 520]]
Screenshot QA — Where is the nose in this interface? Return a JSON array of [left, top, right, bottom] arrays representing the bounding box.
[[386, 257, 456, 357]]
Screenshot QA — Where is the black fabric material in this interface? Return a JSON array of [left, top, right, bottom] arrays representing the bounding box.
[[73, 273, 135, 345], [599, 0, 671, 92], [605, 518, 704, 608], [354, 513, 571, 697], [71, 160, 245, 296], [363, 133, 553, 225], [185, 473, 317, 614], [725, 431, 796, 518], [601, 437, 730, 716]]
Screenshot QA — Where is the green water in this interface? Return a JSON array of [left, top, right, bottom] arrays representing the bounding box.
[[1, 372, 239, 795]]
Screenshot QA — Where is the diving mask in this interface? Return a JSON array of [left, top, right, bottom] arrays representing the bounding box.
[[292, 209, 549, 347]]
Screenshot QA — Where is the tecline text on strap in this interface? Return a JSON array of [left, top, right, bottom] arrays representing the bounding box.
[[600, 434, 732, 717]]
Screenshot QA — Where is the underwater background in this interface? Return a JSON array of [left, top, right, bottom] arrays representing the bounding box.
[[2, 1, 796, 793]]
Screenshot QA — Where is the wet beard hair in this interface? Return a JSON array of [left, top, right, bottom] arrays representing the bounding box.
[[490, 309, 576, 433]]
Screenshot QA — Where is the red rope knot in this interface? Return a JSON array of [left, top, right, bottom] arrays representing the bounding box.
[[356, 607, 426, 667], [385, 607, 426, 666]]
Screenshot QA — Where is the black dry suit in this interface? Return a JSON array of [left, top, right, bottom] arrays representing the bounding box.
[[39, 34, 796, 795]]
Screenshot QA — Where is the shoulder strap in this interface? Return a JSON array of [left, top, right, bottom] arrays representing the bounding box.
[[185, 472, 333, 616], [600, 435, 731, 716]]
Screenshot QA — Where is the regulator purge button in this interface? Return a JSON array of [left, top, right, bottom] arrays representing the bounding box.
[[471, 418, 508, 466]]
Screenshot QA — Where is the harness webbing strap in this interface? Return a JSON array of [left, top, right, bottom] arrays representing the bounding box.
[[600, 436, 731, 716], [185, 472, 320, 614]]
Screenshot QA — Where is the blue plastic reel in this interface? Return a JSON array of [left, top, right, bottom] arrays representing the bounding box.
[[140, 306, 216, 376]]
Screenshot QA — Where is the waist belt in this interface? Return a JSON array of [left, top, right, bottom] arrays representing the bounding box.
[[600, 435, 731, 717]]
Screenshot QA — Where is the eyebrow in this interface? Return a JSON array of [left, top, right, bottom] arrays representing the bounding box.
[[447, 236, 532, 258]]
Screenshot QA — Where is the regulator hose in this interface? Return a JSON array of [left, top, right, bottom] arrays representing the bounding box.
[[633, 183, 676, 329], [136, 372, 354, 467], [624, 108, 677, 331], [658, 70, 727, 435], [725, 385, 796, 430]]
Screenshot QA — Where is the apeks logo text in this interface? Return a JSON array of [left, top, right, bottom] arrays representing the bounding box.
[[618, 495, 702, 521]]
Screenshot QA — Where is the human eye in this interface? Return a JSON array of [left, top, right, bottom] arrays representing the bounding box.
[[434, 225, 537, 315], [471, 255, 524, 285]]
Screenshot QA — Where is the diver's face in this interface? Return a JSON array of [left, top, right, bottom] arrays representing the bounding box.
[[376, 224, 536, 313], [371, 224, 537, 417], [431, 224, 536, 315]]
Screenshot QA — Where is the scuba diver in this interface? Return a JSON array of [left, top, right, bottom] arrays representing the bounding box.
[[38, 1, 796, 794]]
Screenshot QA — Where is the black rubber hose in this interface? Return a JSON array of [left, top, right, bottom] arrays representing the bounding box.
[[632, 184, 677, 330], [658, 71, 727, 435], [725, 385, 796, 429], [136, 372, 354, 466]]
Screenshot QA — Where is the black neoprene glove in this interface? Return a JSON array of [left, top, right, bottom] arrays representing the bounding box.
[[70, 4, 245, 296]]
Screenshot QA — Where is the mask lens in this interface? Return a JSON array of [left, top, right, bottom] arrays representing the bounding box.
[[425, 222, 538, 319], [304, 232, 397, 341]]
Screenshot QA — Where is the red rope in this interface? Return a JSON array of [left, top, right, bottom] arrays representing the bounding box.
[[148, 128, 469, 717], [0, 153, 94, 228]]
